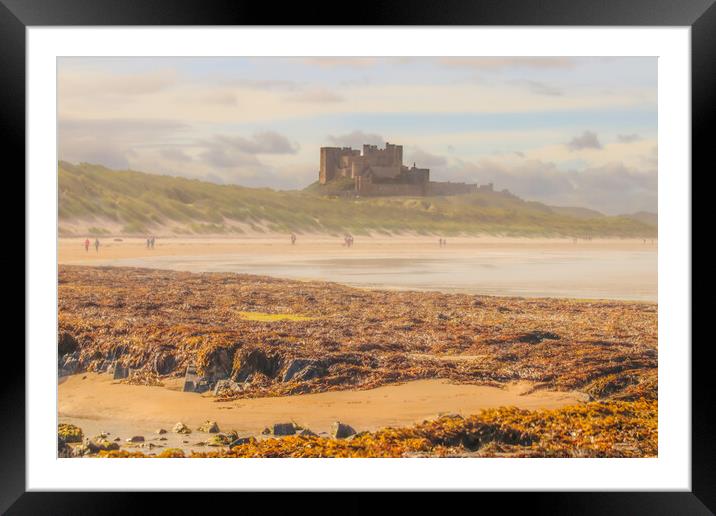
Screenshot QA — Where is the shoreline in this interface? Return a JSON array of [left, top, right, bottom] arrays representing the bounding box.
[[60, 234, 657, 264], [58, 236, 657, 302]]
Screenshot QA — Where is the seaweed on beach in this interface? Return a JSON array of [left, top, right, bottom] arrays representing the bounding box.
[[94, 399, 657, 458], [58, 265, 657, 402]]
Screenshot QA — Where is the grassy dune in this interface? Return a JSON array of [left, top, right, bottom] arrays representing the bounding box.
[[59, 161, 656, 237]]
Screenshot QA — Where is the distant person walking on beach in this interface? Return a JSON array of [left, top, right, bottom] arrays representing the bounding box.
[[290, 233, 296, 245], [150, 237, 155, 249], [84, 238, 90, 252], [146, 238, 151, 249], [94, 238, 100, 253]]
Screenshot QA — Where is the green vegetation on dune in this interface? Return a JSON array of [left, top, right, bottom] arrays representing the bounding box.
[[620, 211, 658, 228], [548, 205, 606, 220], [58, 161, 657, 237], [303, 178, 355, 195]]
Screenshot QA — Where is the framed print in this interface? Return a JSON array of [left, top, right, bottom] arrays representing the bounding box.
[[6, 0, 710, 512]]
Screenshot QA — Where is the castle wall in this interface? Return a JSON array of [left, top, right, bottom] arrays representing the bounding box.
[[356, 176, 426, 197], [428, 181, 478, 196], [402, 167, 430, 184], [368, 165, 402, 179]]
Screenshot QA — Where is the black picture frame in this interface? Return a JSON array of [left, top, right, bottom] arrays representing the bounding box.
[[5, 0, 708, 513]]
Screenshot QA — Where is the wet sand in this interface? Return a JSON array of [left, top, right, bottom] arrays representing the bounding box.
[[59, 235, 656, 263], [59, 373, 587, 453], [59, 236, 657, 301]]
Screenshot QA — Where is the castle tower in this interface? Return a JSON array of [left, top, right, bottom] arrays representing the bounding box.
[[385, 142, 403, 166], [319, 147, 340, 184]]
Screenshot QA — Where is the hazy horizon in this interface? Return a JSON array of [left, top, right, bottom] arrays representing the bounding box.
[[58, 57, 657, 215]]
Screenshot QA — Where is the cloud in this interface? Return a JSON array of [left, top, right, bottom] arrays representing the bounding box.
[[59, 69, 177, 98], [203, 132, 299, 156], [443, 156, 656, 214], [567, 131, 602, 151], [59, 119, 299, 185], [224, 78, 298, 91], [198, 146, 261, 169], [301, 57, 381, 68], [438, 57, 576, 70], [326, 131, 385, 148], [58, 117, 190, 169], [125, 148, 290, 189], [159, 147, 193, 162], [191, 89, 237, 106], [617, 133, 642, 143], [406, 148, 447, 169], [59, 117, 189, 138], [285, 89, 344, 103], [521, 80, 563, 97], [197, 132, 299, 169]]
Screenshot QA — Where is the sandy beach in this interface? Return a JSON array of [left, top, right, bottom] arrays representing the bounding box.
[[59, 373, 586, 453], [59, 236, 657, 301], [59, 235, 656, 263]]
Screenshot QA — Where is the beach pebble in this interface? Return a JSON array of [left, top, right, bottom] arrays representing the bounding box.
[[331, 421, 356, 439], [198, 420, 220, 433], [87, 437, 119, 453], [229, 436, 255, 447], [172, 422, 191, 434], [126, 435, 145, 443], [271, 423, 296, 436], [206, 434, 230, 446], [155, 428, 167, 434], [72, 444, 91, 457]]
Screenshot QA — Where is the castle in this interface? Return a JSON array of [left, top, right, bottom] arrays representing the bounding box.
[[319, 142, 481, 196]]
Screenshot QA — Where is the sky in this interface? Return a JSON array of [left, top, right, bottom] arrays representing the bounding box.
[[58, 57, 657, 214]]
